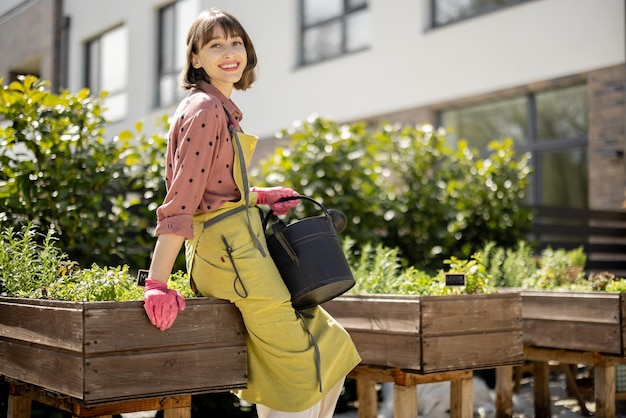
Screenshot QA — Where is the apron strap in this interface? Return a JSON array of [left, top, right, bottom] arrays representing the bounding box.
[[203, 205, 247, 229], [223, 107, 266, 257]]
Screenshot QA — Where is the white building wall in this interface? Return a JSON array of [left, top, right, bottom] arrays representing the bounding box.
[[59, 0, 624, 138]]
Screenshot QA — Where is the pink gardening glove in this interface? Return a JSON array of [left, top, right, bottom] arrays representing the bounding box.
[[143, 279, 186, 331], [251, 186, 299, 215]]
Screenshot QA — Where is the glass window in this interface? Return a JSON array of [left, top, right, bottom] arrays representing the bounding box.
[[86, 25, 129, 122], [536, 85, 587, 142], [432, 0, 531, 27], [346, 8, 371, 52], [439, 85, 588, 208], [158, 0, 199, 108], [441, 97, 527, 149], [300, 0, 370, 65], [304, 0, 343, 25], [540, 148, 588, 208]]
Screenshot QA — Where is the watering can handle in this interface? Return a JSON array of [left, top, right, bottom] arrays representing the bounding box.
[[261, 195, 331, 230], [262, 195, 333, 265]]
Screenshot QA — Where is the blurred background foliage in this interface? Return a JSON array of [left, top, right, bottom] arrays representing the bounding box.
[[253, 116, 533, 273], [0, 76, 168, 270], [0, 76, 532, 274]]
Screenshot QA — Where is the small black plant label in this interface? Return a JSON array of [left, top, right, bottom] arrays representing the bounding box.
[[136, 269, 149, 287], [445, 273, 465, 286]]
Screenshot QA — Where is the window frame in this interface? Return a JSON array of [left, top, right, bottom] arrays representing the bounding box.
[[430, 0, 533, 28], [84, 24, 129, 122], [436, 84, 588, 208], [156, 0, 198, 109], [299, 0, 369, 66]]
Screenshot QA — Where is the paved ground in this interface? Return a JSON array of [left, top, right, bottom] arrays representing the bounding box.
[[119, 370, 626, 417], [334, 371, 626, 418]]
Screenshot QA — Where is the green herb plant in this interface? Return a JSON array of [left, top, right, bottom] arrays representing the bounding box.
[[344, 238, 493, 296], [0, 223, 194, 301], [0, 223, 65, 298]]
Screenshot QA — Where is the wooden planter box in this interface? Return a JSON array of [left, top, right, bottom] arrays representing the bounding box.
[[323, 293, 523, 373], [0, 296, 247, 404], [521, 290, 626, 355]]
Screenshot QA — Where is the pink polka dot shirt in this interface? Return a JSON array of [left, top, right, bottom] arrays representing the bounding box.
[[155, 81, 243, 240]]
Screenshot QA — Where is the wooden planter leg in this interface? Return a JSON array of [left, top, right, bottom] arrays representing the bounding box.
[[449, 376, 472, 418], [561, 364, 592, 416], [356, 377, 377, 418], [393, 383, 417, 418], [495, 365, 513, 418], [595, 365, 615, 418], [7, 394, 31, 418], [533, 360, 551, 418], [163, 407, 191, 418], [73, 416, 112, 418]]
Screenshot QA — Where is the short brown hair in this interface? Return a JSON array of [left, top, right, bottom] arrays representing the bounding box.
[[179, 9, 257, 90]]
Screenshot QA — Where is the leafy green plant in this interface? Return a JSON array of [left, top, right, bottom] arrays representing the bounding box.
[[480, 241, 537, 288], [523, 247, 587, 289], [441, 253, 495, 294], [605, 275, 626, 292], [0, 223, 194, 301], [0, 223, 65, 298], [566, 246, 586, 267], [46, 264, 142, 301], [343, 238, 493, 296], [346, 240, 438, 295], [254, 117, 532, 272], [0, 76, 169, 269]]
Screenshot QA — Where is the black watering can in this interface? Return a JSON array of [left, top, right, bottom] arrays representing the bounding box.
[[262, 195, 355, 310]]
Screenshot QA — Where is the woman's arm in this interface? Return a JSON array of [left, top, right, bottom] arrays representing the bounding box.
[[148, 233, 186, 283], [143, 233, 187, 331]]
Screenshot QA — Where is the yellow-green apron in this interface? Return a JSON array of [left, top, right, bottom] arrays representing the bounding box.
[[185, 128, 361, 412]]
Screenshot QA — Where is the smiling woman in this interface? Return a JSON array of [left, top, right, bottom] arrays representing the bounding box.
[[141, 8, 360, 418]]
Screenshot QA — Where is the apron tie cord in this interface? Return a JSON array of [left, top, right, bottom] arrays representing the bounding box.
[[221, 234, 249, 298], [296, 310, 323, 393]]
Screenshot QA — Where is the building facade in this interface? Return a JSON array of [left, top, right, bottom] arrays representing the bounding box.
[[0, 0, 624, 210]]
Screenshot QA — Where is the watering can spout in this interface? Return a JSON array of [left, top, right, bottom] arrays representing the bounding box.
[[327, 209, 347, 233]]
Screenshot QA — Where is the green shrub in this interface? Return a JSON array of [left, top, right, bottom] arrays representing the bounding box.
[[0, 76, 168, 269], [254, 117, 532, 272]]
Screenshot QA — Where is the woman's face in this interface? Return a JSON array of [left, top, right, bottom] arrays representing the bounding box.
[[192, 24, 248, 97]]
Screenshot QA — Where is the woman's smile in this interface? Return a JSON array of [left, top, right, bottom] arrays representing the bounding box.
[[220, 61, 240, 71]]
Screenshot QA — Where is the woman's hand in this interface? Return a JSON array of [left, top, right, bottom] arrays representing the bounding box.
[[251, 186, 299, 215], [143, 279, 186, 331]]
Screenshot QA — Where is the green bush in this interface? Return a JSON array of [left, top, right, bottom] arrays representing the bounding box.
[[254, 116, 532, 272], [0, 76, 168, 269]]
